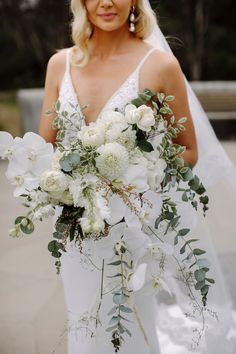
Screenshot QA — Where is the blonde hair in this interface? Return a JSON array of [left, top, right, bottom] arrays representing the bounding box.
[[70, 0, 157, 67]]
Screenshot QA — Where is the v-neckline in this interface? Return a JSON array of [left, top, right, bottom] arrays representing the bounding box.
[[67, 47, 155, 125]]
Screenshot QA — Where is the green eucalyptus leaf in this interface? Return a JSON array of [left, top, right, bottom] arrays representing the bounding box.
[[188, 176, 200, 191], [177, 228, 190, 236], [205, 278, 215, 284], [106, 325, 118, 332], [182, 191, 188, 202], [197, 258, 211, 269], [174, 235, 179, 246], [201, 284, 210, 295], [109, 316, 119, 326], [194, 269, 206, 282], [113, 293, 129, 305], [119, 305, 133, 313], [180, 239, 199, 254], [193, 248, 206, 256], [107, 306, 118, 316], [60, 152, 80, 172], [195, 281, 206, 290], [200, 195, 209, 205], [107, 260, 122, 266]]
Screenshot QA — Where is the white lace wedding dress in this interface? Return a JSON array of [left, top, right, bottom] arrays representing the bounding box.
[[57, 47, 236, 354]]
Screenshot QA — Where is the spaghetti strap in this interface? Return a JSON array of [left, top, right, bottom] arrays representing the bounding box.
[[135, 47, 157, 73], [65, 48, 71, 73]]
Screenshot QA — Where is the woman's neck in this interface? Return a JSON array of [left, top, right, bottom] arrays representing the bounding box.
[[88, 26, 136, 59]]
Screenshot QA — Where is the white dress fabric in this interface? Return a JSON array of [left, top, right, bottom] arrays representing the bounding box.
[[57, 47, 236, 354]]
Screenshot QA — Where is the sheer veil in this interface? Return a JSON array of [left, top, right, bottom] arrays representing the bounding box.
[[142, 0, 236, 351], [143, 0, 236, 188]]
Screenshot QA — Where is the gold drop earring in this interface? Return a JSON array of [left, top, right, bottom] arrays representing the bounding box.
[[129, 6, 136, 33]]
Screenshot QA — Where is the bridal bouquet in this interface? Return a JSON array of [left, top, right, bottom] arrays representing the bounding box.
[[0, 89, 213, 351]]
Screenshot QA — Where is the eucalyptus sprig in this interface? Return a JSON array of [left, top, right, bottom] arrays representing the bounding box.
[[106, 244, 133, 352]]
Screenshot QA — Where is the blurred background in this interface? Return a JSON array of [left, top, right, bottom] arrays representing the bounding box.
[[0, 1, 236, 354]]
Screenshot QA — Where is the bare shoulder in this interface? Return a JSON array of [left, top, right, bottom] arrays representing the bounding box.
[[147, 50, 184, 91], [47, 48, 69, 73], [45, 47, 73, 91], [151, 50, 181, 76]]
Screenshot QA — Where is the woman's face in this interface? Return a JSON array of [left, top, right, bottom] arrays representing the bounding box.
[[84, 0, 135, 32]]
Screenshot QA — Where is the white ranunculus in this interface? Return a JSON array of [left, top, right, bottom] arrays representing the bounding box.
[[96, 142, 129, 180], [125, 104, 140, 125], [79, 123, 105, 147], [40, 170, 68, 193], [98, 111, 125, 128]]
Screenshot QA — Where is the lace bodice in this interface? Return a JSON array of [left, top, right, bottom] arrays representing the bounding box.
[[58, 46, 156, 144]]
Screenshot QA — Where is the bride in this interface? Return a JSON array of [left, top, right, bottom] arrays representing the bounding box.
[[39, 0, 236, 353]]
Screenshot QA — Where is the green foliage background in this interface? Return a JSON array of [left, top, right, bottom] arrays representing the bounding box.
[[0, 0, 235, 90]]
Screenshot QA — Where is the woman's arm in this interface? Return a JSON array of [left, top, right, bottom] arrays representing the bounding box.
[[39, 50, 66, 144], [158, 53, 198, 167]]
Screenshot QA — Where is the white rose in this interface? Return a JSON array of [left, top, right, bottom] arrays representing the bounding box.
[[79, 123, 105, 147], [125, 104, 140, 125], [136, 105, 155, 132], [40, 170, 68, 193]]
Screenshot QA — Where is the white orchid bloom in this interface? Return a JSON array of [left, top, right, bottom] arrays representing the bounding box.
[[123, 164, 149, 193], [6, 160, 39, 197], [127, 263, 148, 292], [3, 132, 54, 196], [95, 222, 149, 260], [19, 132, 54, 175], [147, 241, 174, 257], [142, 276, 173, 296], [0, 132, 23, 160], [106, 188, 162, 230]]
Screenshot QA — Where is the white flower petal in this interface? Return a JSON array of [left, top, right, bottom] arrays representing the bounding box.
[[0, 132, 14, 158], [141, 190, 162, 225], [105, 194, 126, 225], [123, 165, 149, 192], [95, 222, 126, 259], [22, 132, 47, 150], [124, 226, 148, 252], [127, 263, 147, 292]]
